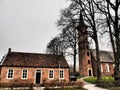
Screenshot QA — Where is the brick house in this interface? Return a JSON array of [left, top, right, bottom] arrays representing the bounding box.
[[0, 49, 69, 85]]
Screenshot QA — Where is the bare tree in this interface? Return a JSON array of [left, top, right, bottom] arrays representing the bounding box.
[[94, 0, 120, 80], [46, 35, 66, 55], [69, 0, 102, 80], [56, 0, 103, 80], [57, 8, 80, 73]]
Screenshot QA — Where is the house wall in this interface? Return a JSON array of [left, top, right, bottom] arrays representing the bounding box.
[[0, 67, 69, 84], [0, 66, 1, 82]]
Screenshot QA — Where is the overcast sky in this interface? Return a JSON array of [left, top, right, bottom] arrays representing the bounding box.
[[0, 0, 70, 59]]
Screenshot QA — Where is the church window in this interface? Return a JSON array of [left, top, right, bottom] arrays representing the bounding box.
[[105, 64, 110, 72], [88, 60, 90, 64], [87, 52, 90, 56]]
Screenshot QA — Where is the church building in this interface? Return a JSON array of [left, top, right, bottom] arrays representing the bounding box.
[[78, 14, 114, 77]]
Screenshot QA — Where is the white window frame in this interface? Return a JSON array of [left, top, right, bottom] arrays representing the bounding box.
[[119, 64, 120, 71], [48, 70, 54, 79], [22, 69, 28, 79], [34, 69, 42, 84], [101, 64, 103, 72], [113, 64, 115, 69], [59, 70, 64, 79], [7, 68, 14, 79], [105, 64, 110, 72]]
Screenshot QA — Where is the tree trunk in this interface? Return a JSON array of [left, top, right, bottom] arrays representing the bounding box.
[[73, 47, 77, 73], [114, 37, 120, 80], [107, 18, 119, 80], [95, 36, 102, 80]]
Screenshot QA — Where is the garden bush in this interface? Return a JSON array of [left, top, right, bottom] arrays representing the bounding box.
[[43, 79, 84, 89], [114, 80, 120, 87], [0, 82, 34, 90], [96, 80, 115, 88]]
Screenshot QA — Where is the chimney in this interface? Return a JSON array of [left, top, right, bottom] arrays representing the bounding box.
[[8, 48, 11, 53]]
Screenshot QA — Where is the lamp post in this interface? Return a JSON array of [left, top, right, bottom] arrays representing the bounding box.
[[57, 60, 61, 83]]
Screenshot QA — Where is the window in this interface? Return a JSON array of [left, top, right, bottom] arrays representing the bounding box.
[[7, 69, 14, 79], [88, 60, 90, 64], [60, 70, 64, 79], [101, 64, 103, 72], [49, 70, 54, 79], [87, 45, 89, 49], [113, 64, 115, 69], [22, 69, 28, 79], [87, 52, 90, 56], [105, 64, 110, 72], [119, 64, 120, 71]]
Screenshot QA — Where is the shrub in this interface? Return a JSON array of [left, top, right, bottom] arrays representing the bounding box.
[[0, 83, 34, 89], [43, 80, 84, 89], [96, 80, 115, 88], [75, 81, 84, 88], [114, 80, 120, 87]]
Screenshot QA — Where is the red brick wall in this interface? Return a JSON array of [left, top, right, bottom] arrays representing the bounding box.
[[101, 63, 114, 76], [0, 67, 69, 84], [79, 49, 93, 76]]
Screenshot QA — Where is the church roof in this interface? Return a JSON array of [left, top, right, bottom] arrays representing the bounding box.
[[91, 49, 114, 63]]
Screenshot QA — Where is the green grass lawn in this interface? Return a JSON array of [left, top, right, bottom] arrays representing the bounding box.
[[83, 76, 120, 89], [102, 76, 114, 81], [83, 77, 97, 84], [83, 76, 114, 84]]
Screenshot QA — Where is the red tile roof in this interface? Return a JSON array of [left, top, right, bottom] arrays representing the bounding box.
[[2, 51, 69, 68]]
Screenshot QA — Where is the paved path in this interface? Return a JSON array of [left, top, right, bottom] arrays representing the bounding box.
[[80, 77, 109, 90], [34, 87, 44, 90], [84, 82, 108, 90]]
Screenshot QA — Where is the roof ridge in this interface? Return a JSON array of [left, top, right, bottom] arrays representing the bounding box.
[[2, 51, 68, 68], [90, 49, 113, 52], [9, 51, 63, 56]]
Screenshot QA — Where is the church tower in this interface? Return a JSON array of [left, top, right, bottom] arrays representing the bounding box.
[[78, 13, 93, 76]]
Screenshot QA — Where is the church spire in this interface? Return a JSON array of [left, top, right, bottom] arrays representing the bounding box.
[[77, 11, 87, 32], [80, 12, 84, 24]]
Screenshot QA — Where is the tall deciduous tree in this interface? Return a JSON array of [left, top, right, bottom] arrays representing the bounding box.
[[57, 7, 78, 73], [94, 0, 120, 80], [69, 0, 102, 80], [46, 35, 66, 55], [57, 0, 102, 80]]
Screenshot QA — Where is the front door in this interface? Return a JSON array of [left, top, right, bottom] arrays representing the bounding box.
[[36, 70, 41, 84], [88, 69, 92, 76]]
